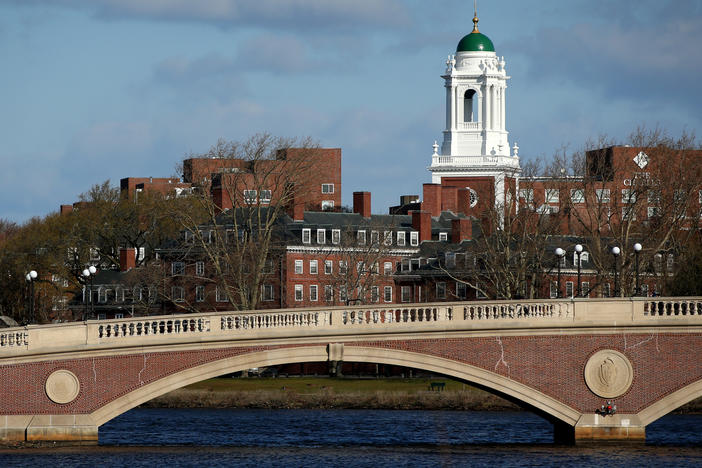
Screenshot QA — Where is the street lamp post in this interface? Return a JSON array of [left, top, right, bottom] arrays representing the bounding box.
[[575, 244, 583, 297], [25, 270, 37, 324], [87, 265, 96, 319], [633, 243, 642, 296], [611, 246, 621, 297], [555, 247, 565, 298]]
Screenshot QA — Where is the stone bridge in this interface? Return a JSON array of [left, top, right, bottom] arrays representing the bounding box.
[[1, 297, 702, 445]]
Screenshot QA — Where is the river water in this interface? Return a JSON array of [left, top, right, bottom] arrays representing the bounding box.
[[1, 409, 701, 467]]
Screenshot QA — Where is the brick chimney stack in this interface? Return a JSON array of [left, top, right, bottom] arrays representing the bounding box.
[[60, 205, 73, 216], [441, 186, 458, 213], [411, 211, 432, 243], [120, 248, 136, 272], [422, 184, 442, 217], [451, 218, 472, 243], [353, 191, 371, 218]]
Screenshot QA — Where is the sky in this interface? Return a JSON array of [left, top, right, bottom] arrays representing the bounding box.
[[1, 0, 701, 222]]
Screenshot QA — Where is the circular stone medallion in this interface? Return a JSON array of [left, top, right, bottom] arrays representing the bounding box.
[[584, 350, 633, 399], [45, 370, 80, 404]]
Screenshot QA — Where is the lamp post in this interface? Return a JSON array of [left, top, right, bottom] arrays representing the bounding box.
[[82, 265, 97, 320], [611, 246, 621, 297], [633, 243, 642, 296], [575, 244, 583, 297], [555, 247, 565, 298], [25, 270, 37, 324]]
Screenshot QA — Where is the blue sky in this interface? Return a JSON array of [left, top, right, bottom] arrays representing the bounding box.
[[1, 0, 701, 222]]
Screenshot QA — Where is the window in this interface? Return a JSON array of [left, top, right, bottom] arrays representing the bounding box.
[[446, 252, 456, 268], [172, 286, 184, 302], [196, 285, 205, 302], [243, 190, 257, 203], [357, 230, 366, 245], [260, 190, 272, 204], [294, 285, 303, 301], [622, 206, 636, 221], [648, 206, 661, 218], [310, 260, 318, 275], [603, 283, 611, 298], [596, 189, 610, 203], [384, 231, 392, 246], [200, 230, 213, 243], [90, 247, 100, 261], [622, 189, 636, 204], [216, 287, 228, 302], [371, 261, 379, 274], [654, 253, 663, 272], [439, 232, 448, 241], [674, 190, 686, 204], [667, 254, 674, 273], [325, 285, 334, 302], [262, 284, 274, 301], [115, 288, 124, 303], [570, 189, 584, 203], [294, 260, 303, 274], [302, 229, 311, 244], [321, 183, 334, 194], [310, 285, 318, 302], [263, 258, 274, 274], [172, 262, 185, 276], [550, 281, 558, 299], [565, 281, 574, 298], [324, 260, 333, 275], [137, 247, 146, 262], [573, 251, 589, 267], [410, 231, 419, 246], [648, 190, 661, 205], [476, 285, 487, 299], [114, 313, 124, 319], [339, 285, 347, 303], [196, 261, 204, 276], [519, 188, 534, 203], [384, 262, 392, 275], [641, 283, 649, 297], [339, 261, 348, 275], [371, 286, 379, 303], [356, 261, 364, 272], [581, 281, 590, 297], [371, 231, 379, 245], [321, 200, 334, 210], [436, 282, 446, 299], [397, 231, 406, 246], [384, 286, 393, 302], [317, 229, 326, 244], [332, 229, 340, 245], [456, 282, 467, 299], [401, 286, 412, 303], [546, 188, 560, 203]]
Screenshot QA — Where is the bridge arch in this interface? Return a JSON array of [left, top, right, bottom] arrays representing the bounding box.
[[91, 345, 580, 429]]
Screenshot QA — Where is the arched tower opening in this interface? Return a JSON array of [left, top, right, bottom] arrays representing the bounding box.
[[464, 89, 477, 123]]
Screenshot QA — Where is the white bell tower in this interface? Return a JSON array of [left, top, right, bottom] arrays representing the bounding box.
[[429, 11, 521, 194]]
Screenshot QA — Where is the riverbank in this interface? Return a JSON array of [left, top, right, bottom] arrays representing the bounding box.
[[142, 377, 702, 412]]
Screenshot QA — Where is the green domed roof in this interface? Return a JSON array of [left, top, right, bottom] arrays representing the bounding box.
[[456, 32, 494, 52]]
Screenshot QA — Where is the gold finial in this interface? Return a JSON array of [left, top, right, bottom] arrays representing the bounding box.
[[472, 0, 480, 33]]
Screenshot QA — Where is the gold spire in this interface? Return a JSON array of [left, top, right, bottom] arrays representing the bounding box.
[[472, 0, 480, 33]]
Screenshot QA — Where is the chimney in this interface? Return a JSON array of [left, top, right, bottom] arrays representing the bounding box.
[[60, 205, 73, 216], [422, 184, 442, 217], [353, 191, 371, 218], [292, 197, 305, 221], [441, 186, 458, 213], [457, 188, 472, 216], [120, 248, 136, 272], [411, 210, 432, 243], [451, 218, 472, 243]]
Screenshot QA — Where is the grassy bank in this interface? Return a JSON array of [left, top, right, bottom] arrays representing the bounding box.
[[142, 376, 702, 412], [142, 377, 520, 411]]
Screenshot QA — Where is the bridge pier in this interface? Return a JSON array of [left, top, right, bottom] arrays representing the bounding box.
[[555, 414, 645, 445], [0, 415, 97, 446]]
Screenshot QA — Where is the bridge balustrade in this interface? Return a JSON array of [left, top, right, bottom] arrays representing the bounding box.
[[0, 331, 28, 348], [463, 302, 572, 320], [645, 299, 702, 317], [97, 318, 210, 339]]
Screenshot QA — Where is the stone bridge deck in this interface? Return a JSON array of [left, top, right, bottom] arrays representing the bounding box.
[[1, 297, 702, 445]]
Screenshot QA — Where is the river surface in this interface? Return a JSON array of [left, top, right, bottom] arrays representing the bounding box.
[[1, 409, 701, 467]]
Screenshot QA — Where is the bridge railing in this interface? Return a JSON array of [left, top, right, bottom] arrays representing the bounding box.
[[2, 297, 702, 357]]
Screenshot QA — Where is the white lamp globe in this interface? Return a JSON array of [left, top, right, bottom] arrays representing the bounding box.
[[634, 243, 642, 252], [612, 247, 621, 256], [29, 270, 38, 279], [555, 247, 565, 257], [88, 265, 97, 275], [575, 244, 583, 253], [82, 268, 90, 277]]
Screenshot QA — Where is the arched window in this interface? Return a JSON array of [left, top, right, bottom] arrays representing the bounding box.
[[464, 89, 477, 122]]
